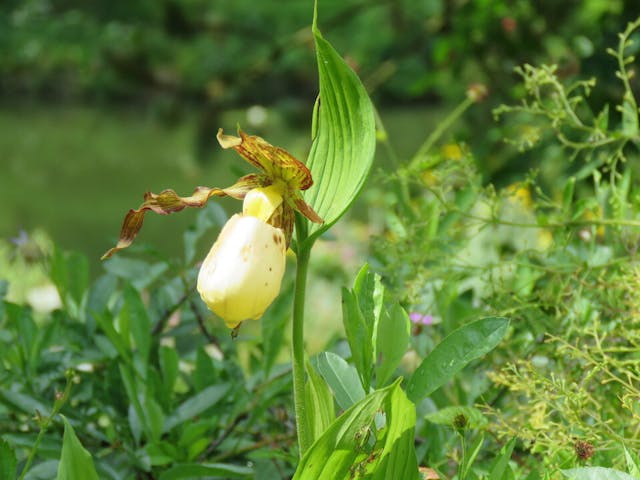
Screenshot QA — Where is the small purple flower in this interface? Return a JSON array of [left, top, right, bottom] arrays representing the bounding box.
[[409, 312, 434, 326], [10, 229, 29, 247]]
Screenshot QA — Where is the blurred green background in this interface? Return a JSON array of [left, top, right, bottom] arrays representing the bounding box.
[[1, 0, 638, 273]]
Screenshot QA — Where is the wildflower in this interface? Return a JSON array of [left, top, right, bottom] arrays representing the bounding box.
[[409, 312, 434, 335], [197, 186, 287, 328], [102, 128, 323, 328], [409, 312, 434, 326]]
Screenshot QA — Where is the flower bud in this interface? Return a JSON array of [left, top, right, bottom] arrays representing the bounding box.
[[197, 213, 286, 328]]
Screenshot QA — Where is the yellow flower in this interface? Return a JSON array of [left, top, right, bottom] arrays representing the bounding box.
[[197, 187, 287, 328], [505, 182, 533, 209], [102, 129, 323, 329]]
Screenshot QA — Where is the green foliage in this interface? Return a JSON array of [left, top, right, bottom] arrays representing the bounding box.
[[293, 380, 419, 480], [302, 9, 376, 243], [406, 317, 509, 403], [0, 438, 17, 480], [369, 14, 640, 479], [0, 205, 298, 478], [4, 3, 640, 479], [56, 416, 99, 480], [561, 467, 640, 480]]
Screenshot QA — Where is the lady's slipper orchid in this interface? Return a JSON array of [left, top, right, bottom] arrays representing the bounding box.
[[197, 186, 287, 328], [102, 128, 323, 328]]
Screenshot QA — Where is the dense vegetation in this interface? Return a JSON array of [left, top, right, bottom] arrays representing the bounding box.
[[2, 1, 640, 479]]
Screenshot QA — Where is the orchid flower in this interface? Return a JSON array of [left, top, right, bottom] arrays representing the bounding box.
[[102, 128, 323, 328]]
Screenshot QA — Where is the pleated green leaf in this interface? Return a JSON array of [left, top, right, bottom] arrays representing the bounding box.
[[302, 6, 376, 243], [305, 360, 336, 446], [158, 463, 253, 479], [293, 380, 419, 480]]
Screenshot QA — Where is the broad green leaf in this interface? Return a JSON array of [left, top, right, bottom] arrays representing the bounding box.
[[193, 347, 217, 392], [314, 352, 366, 410], [159, 345, 179, 396], [123, 285, 151, 370], [293, 380, 419, 480], [262, 284, 294, 377], [25, 459, 60, 479], [342, 287, 372, 391], [85, 273, 118, 334], [144, 395, 164, 443], [376, 304, 410, 387], [164, 384, 231, 432], [158, 463, 253, 480], [0, 388, 50, 417], [406, 317, 509, 402], [561, 467, 639, 480], [624, 445, 640, 478], [1, 434, 61, 459], [50, 248, 89, 312], [183, 202, 227, 264], [146, 441, 178, 467], [56, 416, 99, 480], [0, 437, 17, 480], [371, 384, 419, 480], [119, 363, 148, 443], [302, 8, 376, 242], [424, 406, 488, 429], [6, 302, 38, 373], [102, 256, 168, 291], [305, 360, 335, 445], [95, 313, 131, 361], [487, 437, 517, 480], [353, 264, 383, 337]]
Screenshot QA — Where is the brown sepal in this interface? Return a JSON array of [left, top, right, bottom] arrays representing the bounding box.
[[217, 128, 314, 191], [290, 191, 324, 224], [101, 174, 266, 259]]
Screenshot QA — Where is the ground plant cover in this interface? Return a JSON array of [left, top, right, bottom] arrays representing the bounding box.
[[2, 1, 640, 479]]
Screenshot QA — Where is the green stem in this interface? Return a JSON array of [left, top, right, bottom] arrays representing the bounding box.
[[458, 432, 468, 480], [18, 370, 74, 480], [408, 95, 475, 172], [292, 216, 311, 457]]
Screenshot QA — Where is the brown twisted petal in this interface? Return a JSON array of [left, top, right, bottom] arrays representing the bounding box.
[[217, 128, 314, 191], [101, 174, 267, 259]]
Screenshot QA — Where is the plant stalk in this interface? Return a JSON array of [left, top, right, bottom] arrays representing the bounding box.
[[292, 216, 311, 457], [18, 370, 74, 480]]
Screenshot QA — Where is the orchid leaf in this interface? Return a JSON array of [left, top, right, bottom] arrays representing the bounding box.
[[302, 8, 376, 243], [293, 380, 419, 480]]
